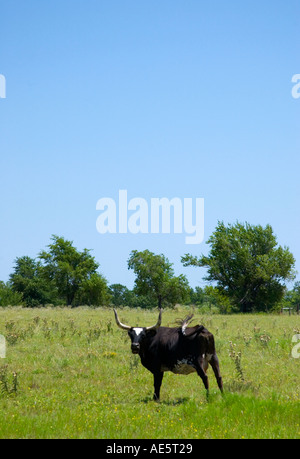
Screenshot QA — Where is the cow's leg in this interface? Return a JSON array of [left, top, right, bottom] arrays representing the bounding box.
[[153, 371, 164, 401], [209, 353, 223, 393], [195, 358, 209, 399]]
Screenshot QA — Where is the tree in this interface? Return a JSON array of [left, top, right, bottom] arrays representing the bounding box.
[[128, 249, 190, 308], [108, 284, 154, 308], [202, 285, 233, 314], [0, 281, 23, 306], [188, 285, 232, 313], [282, 282, 300, 312], [189, 286, 205, 305], [39, 235, 108, 306], [10, 256, 55, 306], [108, 284, 133, 307], [182, 221, 296, 312], [78, 273, 110, 306], [291, 281, 300, 309]]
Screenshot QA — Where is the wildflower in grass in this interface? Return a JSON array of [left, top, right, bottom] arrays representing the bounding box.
[[259, 334, 271, 346], [102, 351, 117, 358], [243, 335, 252, 346], [229, 341, 245, 382], [0, 365, 18, 395]]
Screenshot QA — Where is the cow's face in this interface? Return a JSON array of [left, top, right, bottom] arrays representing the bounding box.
[[127, 328, 156, 354], [113, 308, 162, 355]]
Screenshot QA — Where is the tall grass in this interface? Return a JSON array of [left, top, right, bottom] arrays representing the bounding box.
[[0, 306, 299, 438]]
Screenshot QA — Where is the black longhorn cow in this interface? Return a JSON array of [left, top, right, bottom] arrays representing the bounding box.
[[113, 309, 223, 400]]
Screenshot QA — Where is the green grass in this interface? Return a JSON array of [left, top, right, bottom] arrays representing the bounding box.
[[0, 306, 299, 438]]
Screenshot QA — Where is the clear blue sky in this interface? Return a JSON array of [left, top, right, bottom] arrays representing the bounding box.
[[1, 0, 299, 289]]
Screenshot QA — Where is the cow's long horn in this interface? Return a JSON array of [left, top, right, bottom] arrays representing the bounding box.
[[113, 309, 131, 330], [145, 308, 162, 331]]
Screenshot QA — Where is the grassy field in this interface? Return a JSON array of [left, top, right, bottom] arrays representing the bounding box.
[[0, 306, 299, 439]]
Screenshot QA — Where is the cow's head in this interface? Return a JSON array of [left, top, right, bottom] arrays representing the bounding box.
[[113, 309, 162, 354]]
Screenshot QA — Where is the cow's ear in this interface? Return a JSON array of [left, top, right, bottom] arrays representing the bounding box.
[[146, 329, 157, 338]]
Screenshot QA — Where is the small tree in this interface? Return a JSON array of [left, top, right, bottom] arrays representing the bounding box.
[[108, 284, 155, 308], [0, 281, 23, 306], [291, 282, 300, 310], [282, 282, 300, 312], [128, 249, 190, 308], [189, 286, 205, 306], [10, 256, 55, 306], [39, 235, 108, 306], [182, 221, 296, 312], [109, 284, 132, 307], [78, 272, 110, 306]]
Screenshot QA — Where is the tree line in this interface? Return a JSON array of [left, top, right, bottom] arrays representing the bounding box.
[[0, 222, 299, 313]]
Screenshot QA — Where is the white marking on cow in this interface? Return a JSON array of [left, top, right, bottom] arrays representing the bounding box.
[[202, 353, 213, 361], [133, 328, 144, 336], [172, 358, 196, 375]]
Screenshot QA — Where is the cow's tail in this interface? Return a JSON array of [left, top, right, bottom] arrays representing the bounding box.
[[181, 324, 205, 338]]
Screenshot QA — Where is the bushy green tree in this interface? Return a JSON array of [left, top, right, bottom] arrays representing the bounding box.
[[188, 285, 232, 313], [291, 281, 300, 309], [108, 283, 155, 309], [188, 286, 205, 305], [109, 284, 132, 307], [78, 272, 110, 306], [182, 221, 296, 312], [0, 281, 23, 306], [128, 249, 190, 308], [10, 256, 56, 306], [281, 282, 300, 312], [39, 235, 109, 306]]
